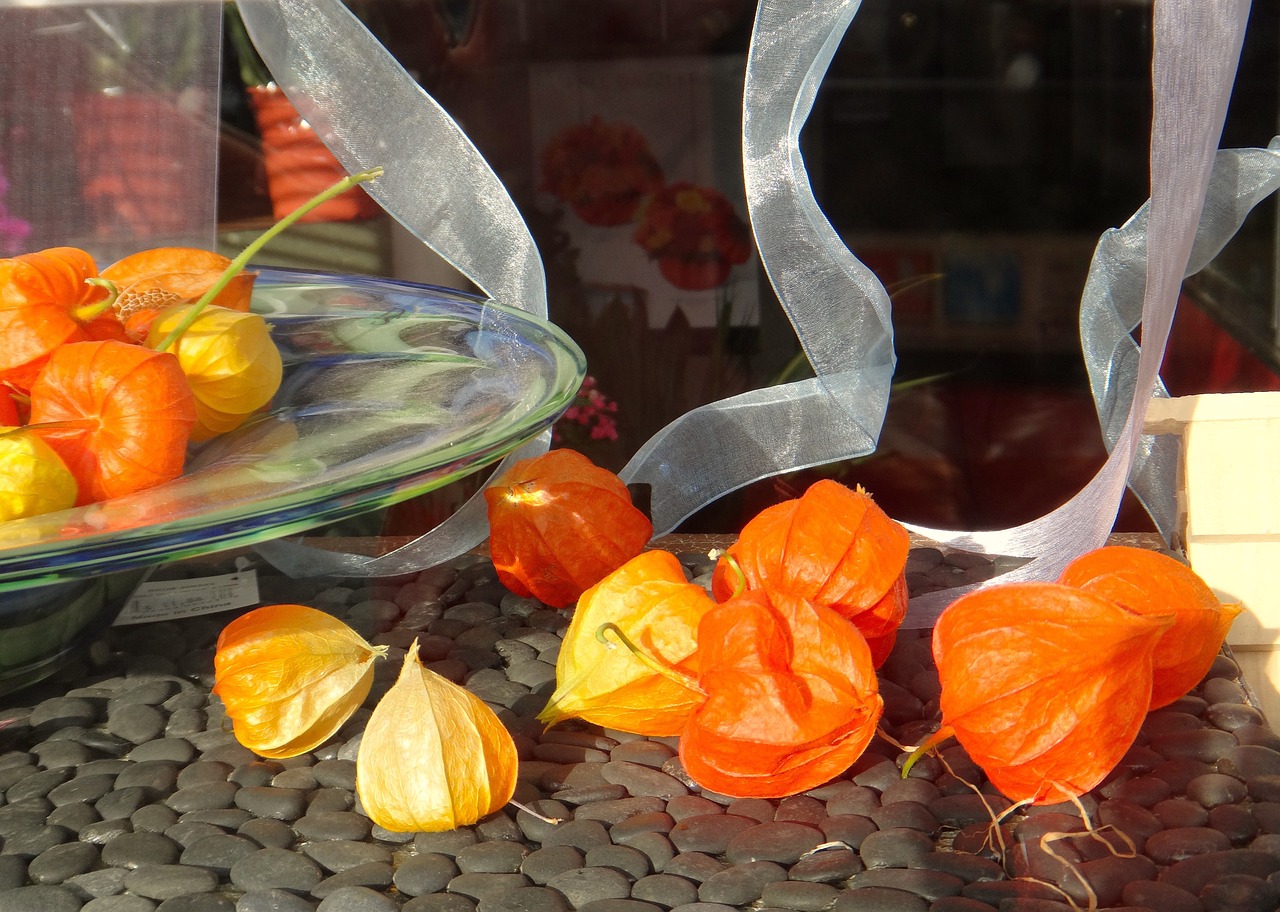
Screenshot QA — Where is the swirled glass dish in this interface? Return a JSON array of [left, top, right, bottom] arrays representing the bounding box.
[[0, 268, 586, 593]]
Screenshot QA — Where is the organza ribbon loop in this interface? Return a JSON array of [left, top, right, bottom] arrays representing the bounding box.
[[234, 0, 549, 576], [621, 0, 898, 531]]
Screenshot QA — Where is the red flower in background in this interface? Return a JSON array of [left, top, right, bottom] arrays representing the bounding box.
[[539, 118, 665, 227], [633, 182, 751, 291]]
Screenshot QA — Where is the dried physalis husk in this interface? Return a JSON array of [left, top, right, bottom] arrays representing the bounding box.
[[356, 640, 518, 833], [213, 604, 387, 759]]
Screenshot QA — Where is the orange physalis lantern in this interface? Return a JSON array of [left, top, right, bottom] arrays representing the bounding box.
[[0, 247, 120, 393], [1059, 546, 1241, 710], [101, 246, 254, 321], [679, 588, 883, 798], [356, 641, 518, 832], [485, 448, 652, 607], [932, 581, 1175, 805], [541, 549, 712, 736], [28, 340, 196, 504], [712, 480, 909, 666], [213, 604, 388, 759]]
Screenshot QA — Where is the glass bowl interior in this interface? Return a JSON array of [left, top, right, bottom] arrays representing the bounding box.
[[0, 267, 586, 595]]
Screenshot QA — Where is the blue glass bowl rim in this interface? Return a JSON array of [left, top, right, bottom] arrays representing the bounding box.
[[0, 267, 586, 592]]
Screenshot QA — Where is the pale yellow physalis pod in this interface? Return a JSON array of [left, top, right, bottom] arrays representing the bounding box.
[[356, 640, 518, 833], [213, 604, 388, 759], [146, 304, 283, 416], [0, 426, 78, 521]]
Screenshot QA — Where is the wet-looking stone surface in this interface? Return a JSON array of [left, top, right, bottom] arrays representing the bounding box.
[[0, 545, 1277, 912]]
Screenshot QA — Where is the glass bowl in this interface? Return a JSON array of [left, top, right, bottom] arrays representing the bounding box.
[[0, 268, 585, 694]]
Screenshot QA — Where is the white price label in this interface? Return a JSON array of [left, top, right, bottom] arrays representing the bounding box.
[[114, 567, 260, 626]]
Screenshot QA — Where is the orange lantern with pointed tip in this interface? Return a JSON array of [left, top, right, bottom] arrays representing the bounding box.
[[932, 581, 1175, 805], [1059, 546, 1241, 710], [485, 448, 652, 607], [712, 480, 909, 666], [28, 340, 196, 504], [680, 588, 883, 798]]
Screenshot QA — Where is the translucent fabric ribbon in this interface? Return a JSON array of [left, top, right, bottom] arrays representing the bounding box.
[[624, 0, 1258, 626], [238, 0, 1269, 613], [234, 0, 551, 577]]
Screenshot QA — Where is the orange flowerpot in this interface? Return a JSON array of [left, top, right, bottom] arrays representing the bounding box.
[[73, 93, 207, 237], [246, 85, 379, 223]]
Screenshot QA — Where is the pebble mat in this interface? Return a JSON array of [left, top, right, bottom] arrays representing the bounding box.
[[0, 545, 1278, 912]]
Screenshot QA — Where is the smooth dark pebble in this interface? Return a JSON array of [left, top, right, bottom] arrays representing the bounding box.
[[0, 885, 84, 912], [620, 832, 675, 872], [97, 786, 156, 821], [871, 801, 940, 834], [311, 862, 394, 899], [107, 704, 168, 743], [1208, 702, 1265, 732], [235, 888, 318, 912], [1105, 774, 1173, 806], [1150, 729, 1238, 763], [788, 845, 864, 882], [102, 831, 181, 868], [154, 895, 237, 912], [664, 796, 723, 821], [180, 833, 259, 874], [238, 817, 296, 850], [759, 880, 839, 911], [697, 860, 787, 905], [455, 840, 530, 874], [601, 761, 689, 800], [314, 886, 399, 912], [1057, 853, 1156, 908], [1154, 797, 1210, 829], [1120, 879, 1202, 912], [858, 827, 936, 868], [477, 887, 569, 912], [1199, 873, 1280, 912], [663, 853, 726, 883], [1145, 826, 1233, 863], [1209, 802, 1258, 843], [547, 865, 634, 905], [632, 873, 699, 908], [849, 867, 965, 901], [117, 759, 181, 794], [1158, 849, 1280, 893], [302, 840, 391, 875], [447, 872, 531, 901], [124, 863, 219, 900], [724, 821, 824, 864], [167, 781, 238, 813], [28, 840, 100, 883], [1186, 771, 1248, 807], [230, 847, 325, 893], [1, 823, 71, 857], [414, 828, 478, 857], [910, 850, 1003, 884], [1097, 798, 1164, 843], [235, 786, 307, 821], [830, 885, 928, 912], [394, 853, 461, 896], [520, 845, 583, 885], [669, 815, 758, 854], [1221, 744, 1280, 779], [575, 798, 667, 827]]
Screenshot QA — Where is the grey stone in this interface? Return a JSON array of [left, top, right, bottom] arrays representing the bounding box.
[[180, 833, 260, 874], [124, 864, 219, 900], [235, 888, 318, 912], [394, 852, 461, 896], [230, 847, 324, 893], [28, 840, 100, 883], [0, 884, 84, 912]]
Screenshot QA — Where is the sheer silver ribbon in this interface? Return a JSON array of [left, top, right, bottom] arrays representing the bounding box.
[[238, 0, 1271, 615], [234, 0, 550, 577]]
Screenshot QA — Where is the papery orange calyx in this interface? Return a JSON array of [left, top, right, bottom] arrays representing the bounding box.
[[101, 247, 255, 318], [213, 604, 388, 759], [485, 448, 652, 608], [540, 549, 713, 736], [27, 339, 197, 504], [932, 581, 1175, 805], [1059, 546, 1241, 710], [711, 480, 909, 665], [679, 588, 883, 798]]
